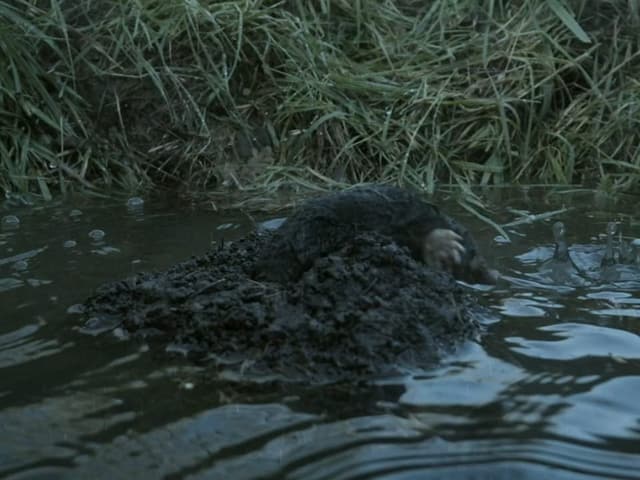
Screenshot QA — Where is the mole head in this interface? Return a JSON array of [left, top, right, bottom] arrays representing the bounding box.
[[552, 221, 566, 242]]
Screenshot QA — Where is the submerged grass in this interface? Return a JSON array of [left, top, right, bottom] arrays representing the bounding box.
[[1, 0, 639, 199]]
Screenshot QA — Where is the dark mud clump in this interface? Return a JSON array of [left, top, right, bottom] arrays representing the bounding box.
[[81, 231, 488, 384]]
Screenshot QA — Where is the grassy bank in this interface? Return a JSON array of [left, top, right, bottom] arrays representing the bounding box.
[[1, 0, 639, 199]]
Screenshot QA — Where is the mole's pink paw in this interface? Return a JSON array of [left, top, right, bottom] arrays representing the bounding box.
[[423, 228, 466, 272]]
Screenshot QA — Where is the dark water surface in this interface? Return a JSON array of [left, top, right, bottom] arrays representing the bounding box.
[[1, 189, 639, 479]]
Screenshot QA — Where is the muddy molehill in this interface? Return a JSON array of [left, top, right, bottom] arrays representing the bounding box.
[[81, 230, 489, 384]]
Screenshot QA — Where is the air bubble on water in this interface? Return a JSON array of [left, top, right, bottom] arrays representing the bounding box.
[[63, 240, 77, 248], [70, 209, 83, 217], [12, 260, 28, 271], [88, 229, 105, 241], [67, 303, 86, 315], [2, 215, 19, 226], [113, 327, 130, 340], [92, 246, 120, 256], [78, 315, 121, 336], [126, 197, 145, 219], [127, 197, 144, 208], [216, 223, 235, 231]]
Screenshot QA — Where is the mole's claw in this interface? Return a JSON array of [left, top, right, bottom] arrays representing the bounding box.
[[451, 231, 463, 241], [452, 240, 465, 263], [451, 248, 462, 266]]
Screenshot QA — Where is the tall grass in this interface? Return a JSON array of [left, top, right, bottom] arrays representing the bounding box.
[[1, 0, 639, 198]]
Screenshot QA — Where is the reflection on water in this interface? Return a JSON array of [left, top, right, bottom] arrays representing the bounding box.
[[507, 323, 640, 360], [1, 189, 639, 479]]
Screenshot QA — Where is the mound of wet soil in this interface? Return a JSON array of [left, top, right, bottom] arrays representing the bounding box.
[[81, 231, 486, 383]]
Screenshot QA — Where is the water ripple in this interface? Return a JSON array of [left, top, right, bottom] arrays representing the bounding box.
[[506, 323, 640, 361], [176, 415, 640, 480], [0, 325, 68, 369], [549, 376, 640, 443]]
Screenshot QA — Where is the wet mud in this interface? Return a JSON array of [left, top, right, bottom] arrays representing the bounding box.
[[81, 187, 496, 384]]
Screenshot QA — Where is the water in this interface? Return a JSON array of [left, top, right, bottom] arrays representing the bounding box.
[[1, 189, 639, 479]]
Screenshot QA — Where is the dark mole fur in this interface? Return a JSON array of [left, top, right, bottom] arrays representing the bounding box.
[[254, 184, 497, 285]]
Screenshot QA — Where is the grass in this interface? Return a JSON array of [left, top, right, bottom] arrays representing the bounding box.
[[1, 0, 639, 201]]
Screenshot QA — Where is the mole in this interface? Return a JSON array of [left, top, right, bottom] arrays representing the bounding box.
[[253, 184, 499, 285]]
